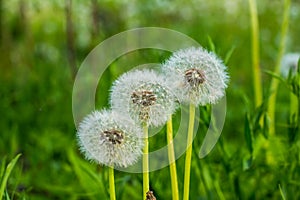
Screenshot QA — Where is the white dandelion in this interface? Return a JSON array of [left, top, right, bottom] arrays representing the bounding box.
[[110, 69, 176, 127], [162, 47, 229, 106], [280, 53, 299, 78], [77, 109, 143, 168], [110, 69, 177, 197], [161, 47, 229, 200]]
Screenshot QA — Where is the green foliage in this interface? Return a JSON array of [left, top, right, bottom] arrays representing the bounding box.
[[0, 154, 21, 199], [0, 0, 300, 199], [67, 147, 106, 199]]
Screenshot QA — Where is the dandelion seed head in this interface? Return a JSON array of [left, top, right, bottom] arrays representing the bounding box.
[[184, 68, 206, 87], [103, 129, 124, 145], [110, 69, 176, 127], [280, 53, 299, 78], [77, 109, 143, 168], [162, 47, 229, 105]]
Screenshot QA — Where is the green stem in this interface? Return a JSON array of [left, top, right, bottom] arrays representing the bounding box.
[[143, 123, 149, 200], [109, 167, 116, 200], [248, 0, 263, 108], [267, 0, 291, 135], [183, 104, 196, 200], [167, 116, 179, 200]]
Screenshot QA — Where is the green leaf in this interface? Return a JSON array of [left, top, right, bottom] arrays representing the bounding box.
[[5, 189, 11, 200], [244, 114, 253, 154], [115, 175, 131, 198], [252, 99, 268, 135], [287, 112, 299, 143], [207, 35, 216, 53], [253, 105, 264, 133], [0, 157, 6, 182], [279, 184, 287, 200], [263, 113, 270, 139], [265, 69, 299, 96], [0, 154, 21, 199], [289, 75, 300, 97], [224, 46, 235, 65], [242, 156, 253, 171], [67, 148, 106, 200], [264, 70, 285, 83]]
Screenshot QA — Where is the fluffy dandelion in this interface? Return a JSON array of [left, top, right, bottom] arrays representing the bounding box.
[[110, 69, 176, 127], [162, 47, 229, 106], [77, 109, 143, 200], [77, 109, 143, 168], [280, 53, 299, 78], [162, 47, 229, 200], [110, 69, 176, 199]]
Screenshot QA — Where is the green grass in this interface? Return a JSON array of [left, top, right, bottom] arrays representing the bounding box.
[[0, 154, 21, 199]]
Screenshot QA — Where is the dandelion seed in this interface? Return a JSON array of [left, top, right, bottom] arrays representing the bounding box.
[[280, 53, 300, 78], [77, 109, 143, 168], [162, 47, 229, 106], [110, 69, 176, 127]]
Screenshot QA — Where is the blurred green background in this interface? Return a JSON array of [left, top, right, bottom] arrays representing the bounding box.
[[0, 0, 299, 199]]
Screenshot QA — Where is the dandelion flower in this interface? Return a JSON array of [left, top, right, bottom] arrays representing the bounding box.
[[110, 69, 176, 127], [162, 47, 229, 200], [162, 47, 229, 105], [77, 109, 143, 168], [280, 53, 299, 78]]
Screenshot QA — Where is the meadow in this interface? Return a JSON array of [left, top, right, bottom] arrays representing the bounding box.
[[0, 0, 299, 199]]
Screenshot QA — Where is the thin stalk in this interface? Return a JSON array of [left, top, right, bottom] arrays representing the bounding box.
[[267, 0, 291, 135], [167, 116, 179, 200], [183, 104, 196, 200], [143, 123, 149, 200], [248, 0, 263, 108], [109, 167, 116, 200]]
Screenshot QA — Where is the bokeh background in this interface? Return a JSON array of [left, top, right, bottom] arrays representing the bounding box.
[[0, 0, 299, 199]]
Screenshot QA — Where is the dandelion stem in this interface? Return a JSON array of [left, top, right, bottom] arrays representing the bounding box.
[[267, 0, 291, 135], [248, 0, 263, 108], [143, 123, 149, 200], [183, 104, 196, 200], [109, 166, 116, 200], [167, 116, 179, 200]]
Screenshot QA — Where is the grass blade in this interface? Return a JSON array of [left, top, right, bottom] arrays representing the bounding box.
[[207, 35, 216, 53], [0, 157, 6, 181], [68, 148, 105, 200], [224, 46, 235, 65], [279, 184, 287, 200], [0, 154, 21, 199], [244, 114, 253, 154]]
